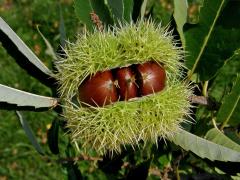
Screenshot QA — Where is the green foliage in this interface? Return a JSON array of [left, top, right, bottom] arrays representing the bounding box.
[[170, 129, 240, 162], [106, 0, 124, 22], [1, 0, 240, 179], [0, 18, 53, 77], [173, 0, 188, 46], [123, 0, 134, 22], [184, 0, 227, 76], [205, 128, 240, 152], [74, 0, 113, 31], [0, 85, 56, 110], [0, 84, 58, 110], [196, 1, 240, 81], [217, 75, 240, 127]]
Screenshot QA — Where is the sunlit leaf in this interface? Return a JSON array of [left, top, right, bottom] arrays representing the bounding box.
[[140, 0, 148, 20], [170, 129, 240, 162], [173, 0, 188, 46], [205, 128, 240, 152], [0, 84, 58, 111], [0, 17, 56, 87]]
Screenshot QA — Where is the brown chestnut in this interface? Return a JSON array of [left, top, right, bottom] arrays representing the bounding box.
[[115, 67, 138, 100], [78, 70, 118, 106], [136, 61, 166, 96]]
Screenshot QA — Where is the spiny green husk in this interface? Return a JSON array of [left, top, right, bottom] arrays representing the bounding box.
[[55, 21, 184, 99], [55, 20, 192, 155], [64, 81, 192, 155]]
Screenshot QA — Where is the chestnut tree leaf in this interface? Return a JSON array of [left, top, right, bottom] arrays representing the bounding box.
[[16, 111, 44, 155], [209, 48, 240, 126], [224, 129, 240, 146], [74, 0, 113, 31], [216, 75, 240, 126], [106, 0, 124, 22], [196, 1, 240, 81], [173, 0, 188, 46], [208, 49, 240, 100], [205, 128, 240, 152], [170, 129, 240, 162], [0, 84, 58, 111], [140, 0, 148, 20], [184, 0, 227, 76], [123, 0, 134, 23], [0, 17, 55, 87], [36, 26, 57, 61]]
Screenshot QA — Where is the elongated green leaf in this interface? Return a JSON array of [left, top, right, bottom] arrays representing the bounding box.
[[36, 26, 57, 61], [140, 0, 148, 21], [74, 0, 92, 30], [185, 0, 227, 76], [0, 84, 58, 111], [107, 0, 124, 22], [74, 0, 113, 31], [206, 128, 240, 152], [217, 75, 240, 126], [16, 111, 44, 155], [209, 49, 240, 101], [170, 129, 240, 162], [0, 17, 55, 87], [0, 17, 52, 76], [47, 119, 60, 154], [123, 0, 134, 22], [173, 0, 188, 46], [196, 1, 240, 81]]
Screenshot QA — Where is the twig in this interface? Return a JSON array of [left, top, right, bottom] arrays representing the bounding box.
[[189, 95, 208, 105], [202, 81, 209, 97], [189, 95, 220, 110]]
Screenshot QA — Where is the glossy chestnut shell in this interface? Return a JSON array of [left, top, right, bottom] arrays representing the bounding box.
[[78, 71, 118, 106], [115, 67, 137, 100], [136, 61, 166, 96]]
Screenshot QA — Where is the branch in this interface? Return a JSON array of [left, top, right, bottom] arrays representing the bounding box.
[[189, 95, 220, 110]]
